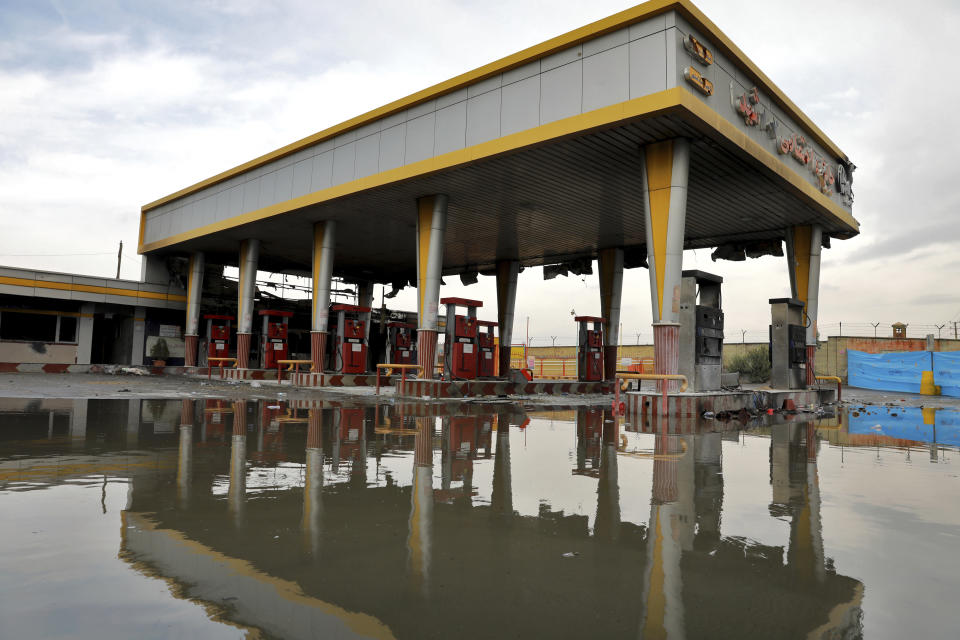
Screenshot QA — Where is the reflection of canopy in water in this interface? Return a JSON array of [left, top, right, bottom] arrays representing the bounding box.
[[117, 427, 863, 640]]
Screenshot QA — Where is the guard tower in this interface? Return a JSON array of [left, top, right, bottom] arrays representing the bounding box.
[[678, 270, 724, 392], [769, 298, 807, 389]]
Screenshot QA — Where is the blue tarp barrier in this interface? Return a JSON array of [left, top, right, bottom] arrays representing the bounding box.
[[932, 351, 960, 398], [848, 407, 960, 447], [847, 350, 930, 394]]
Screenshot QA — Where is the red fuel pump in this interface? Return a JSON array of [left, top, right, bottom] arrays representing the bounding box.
[[335, 407, 365, 462], [332, 304, 371, 374], [258, 310, 293, 369], [574, 316, 605, 382], [204, 315, 234, 362], [386, 322, 417, 365], [477, 320, 497, 377], [440, 297, 482, 380]]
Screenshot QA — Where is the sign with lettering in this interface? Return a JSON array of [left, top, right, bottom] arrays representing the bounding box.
[[728, 82, 855, 204], [683, 35, 714, 66], [684, 66, 713, 96]]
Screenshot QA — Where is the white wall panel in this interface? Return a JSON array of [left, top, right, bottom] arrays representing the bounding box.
[[405, 113, 436, 164], [501, 76, 540, 136], [629, 31, 668, 99], [583, 44, 629, 112], [379, 124, 406, 171], [435, 101, 467, 155], [466, 89, 501, 146], [540, 61, 582, 125]]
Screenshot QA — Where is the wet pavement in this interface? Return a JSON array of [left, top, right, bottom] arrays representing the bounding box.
[[1, 395, 959, 639]]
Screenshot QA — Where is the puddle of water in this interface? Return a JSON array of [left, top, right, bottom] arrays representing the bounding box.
[[1, 397, 959, 639]]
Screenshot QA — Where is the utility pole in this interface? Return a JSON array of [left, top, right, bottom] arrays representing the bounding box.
[[116, 240, 123, 279]]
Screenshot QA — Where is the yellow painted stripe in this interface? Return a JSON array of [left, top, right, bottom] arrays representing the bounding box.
[[312, 223, 324, 296], [123, 512, 397, 640], [0, 307, 83, 317], [141, 0, 847, 215], [0, 276, 186, 302], [139, 88, 858, 255], [792, 225, 811, 305], [417, 198, 434, 321], [645, 141, 674, 319], [644, 506, 668, 638]]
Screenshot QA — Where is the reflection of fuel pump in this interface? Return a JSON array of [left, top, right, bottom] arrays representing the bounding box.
[[574, 407, 603, 476], [574, 316, 605, 382], [769, 298, 807, 389], [332, 304, 371, 374], [258, 310, 293, 370], [448, 416, 479, 481], [386, 322, 417, 365], [333, 407, 365, 463], [440, 297, 482, 380], [202, 399, 232, 441], [477, 320, 497, 377], [204, 315, 234, 361]]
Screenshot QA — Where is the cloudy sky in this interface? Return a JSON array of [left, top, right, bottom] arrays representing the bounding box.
[[2, 0, 958, 344]]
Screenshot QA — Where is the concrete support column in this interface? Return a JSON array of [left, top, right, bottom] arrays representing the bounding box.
[[311, 221, 336, 372], [357, 280, 375, 369], [416, 195, 448, 379], [642, 139, 690, 393], [598, 247, 624, 381], [130, 306, 146, 366], [495, 260, 519, 376], [786, 225, 823, 385], [183, 252, 205, 367], [236, 240, 259, 369], [76, 302, 95, 365]]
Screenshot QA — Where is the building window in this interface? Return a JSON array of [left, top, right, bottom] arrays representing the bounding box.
[[0, 312, 57, 342], [58, 316, 78, 343], [0, 311, 78, 344]]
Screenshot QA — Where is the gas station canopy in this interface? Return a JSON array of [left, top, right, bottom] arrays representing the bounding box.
[[138, 0, 858, 281]]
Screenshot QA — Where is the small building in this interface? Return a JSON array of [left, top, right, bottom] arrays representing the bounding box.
[[892, 322, 907, 339], [0, 265, 186, 368]]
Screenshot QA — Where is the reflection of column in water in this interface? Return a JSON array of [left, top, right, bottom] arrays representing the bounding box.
[[70, 398, 88, 447], [177, 404, 193, 509], [441, 416, 452, 492], [331, 409, 342, 475], [789, 423, 825, 583], [302, 409, 324, 558], [594, 413, 621, 540], [773, 423, 826, 584], [491, 420, 513, 518], [229, 401, 247, 527], [924, 407, 938, 462], [126, 398, 141, 447], [408, 416, 435, 596], [638, 432, 689, 640], [693, 432, 723, 551]]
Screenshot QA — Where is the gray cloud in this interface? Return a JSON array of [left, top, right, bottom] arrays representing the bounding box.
[[1, 0, 959, 340]]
